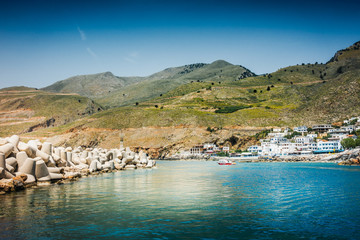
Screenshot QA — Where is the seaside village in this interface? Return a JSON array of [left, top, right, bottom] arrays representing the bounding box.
[[185, 117, 360, 159]]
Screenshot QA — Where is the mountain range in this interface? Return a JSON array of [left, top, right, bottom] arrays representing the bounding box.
[[43, 60, 255, 108], [1, 41, 359, 156]]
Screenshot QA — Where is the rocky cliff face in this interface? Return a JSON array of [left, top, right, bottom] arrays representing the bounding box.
[[328, 41, 360, 63]]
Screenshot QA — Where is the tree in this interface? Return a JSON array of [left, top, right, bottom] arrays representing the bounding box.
[[206, 127, 214, 132], [341, 138, 356, 149], [350, 119, 358, 125], [337, 66, 343, 74]]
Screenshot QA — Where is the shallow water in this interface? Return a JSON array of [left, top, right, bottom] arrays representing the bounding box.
[[1, 161, 360, 239]]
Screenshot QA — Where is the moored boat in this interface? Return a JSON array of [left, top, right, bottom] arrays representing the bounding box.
[[218, 159, 232, 165]]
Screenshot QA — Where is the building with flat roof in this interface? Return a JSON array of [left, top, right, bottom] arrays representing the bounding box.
[[312, 124, 333, 133]]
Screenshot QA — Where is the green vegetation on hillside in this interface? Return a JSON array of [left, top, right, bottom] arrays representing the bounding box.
[[2, 41, 360, 138], [0, 89, 102, 136]]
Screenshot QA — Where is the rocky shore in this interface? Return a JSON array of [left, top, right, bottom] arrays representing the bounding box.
[[256, 149, 360, 165], [0, 135, 156, 194]]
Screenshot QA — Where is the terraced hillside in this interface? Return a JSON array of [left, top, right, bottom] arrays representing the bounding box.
[[0, 87, 102, 137]]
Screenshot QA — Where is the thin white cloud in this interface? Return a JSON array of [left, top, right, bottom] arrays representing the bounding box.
[[124, 51, 139, 63], [129, 51, 138, 58], [86, 48, 97, 58], [124, 57, 136, 63], [77, 26, 86, 40]]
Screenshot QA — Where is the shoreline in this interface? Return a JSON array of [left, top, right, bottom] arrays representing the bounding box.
[[0, 135, 156, 195]]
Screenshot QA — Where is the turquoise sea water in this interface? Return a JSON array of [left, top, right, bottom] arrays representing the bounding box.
[[1, 161, 360, 240]]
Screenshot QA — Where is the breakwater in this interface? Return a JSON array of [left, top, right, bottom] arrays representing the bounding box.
[[0, 135, 156, 194]]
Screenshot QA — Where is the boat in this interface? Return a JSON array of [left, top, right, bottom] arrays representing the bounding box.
[[218, 159, 232, 165]]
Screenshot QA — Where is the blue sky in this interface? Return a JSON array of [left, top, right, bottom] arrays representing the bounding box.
[[0, 0, 359, 88]]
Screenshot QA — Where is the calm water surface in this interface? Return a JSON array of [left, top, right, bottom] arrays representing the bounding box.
[[1, 161, 360, 240]]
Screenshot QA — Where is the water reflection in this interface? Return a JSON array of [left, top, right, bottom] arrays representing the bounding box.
[[1, 162, 360, 239]]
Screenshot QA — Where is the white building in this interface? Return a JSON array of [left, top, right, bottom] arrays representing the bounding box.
[[222, 146, 230, 152], [306, 133, 317, 138], [190, 145, 203, 155], [312, 124, 333, 133], [294, 126, 308, 133], [248, 145, 261, 153], [315, 140, 343, 153], [340, 125, 355, 133], [294, 136, 314, 144]]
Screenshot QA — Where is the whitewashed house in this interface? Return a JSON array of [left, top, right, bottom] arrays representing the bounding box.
[[222, 146, 230, 152], [314, 140, 343, 153], [294, 126, 308, 133], [248, 145, 261, 153], [307, 133, 318, 139], [341, 125, 355, 133]]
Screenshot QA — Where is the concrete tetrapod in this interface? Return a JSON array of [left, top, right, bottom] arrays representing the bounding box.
[[16, 152, 28, 168], [6, 157, 17, 168], [36, 150, 50, 163], [19, 158, 36, 176], [89, 160, 98, 173], [27, 140, 40, 151], [18, 142, 36, 158], [41, 142, 52, 155], [47, 167, 64, 174], [0, 143, 14, 158], [0, 167, 5, 179], [7, 135, 20, 148], [47, 156, 56, 167], [0, 153, 5, 169], [5, 170, 15, 179], [6, 164, 15, 174], [0, 166, 13, 179], [35, 160, 51, 181]]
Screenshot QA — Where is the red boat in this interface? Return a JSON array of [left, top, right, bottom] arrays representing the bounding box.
[[218, 159, 232, 165]]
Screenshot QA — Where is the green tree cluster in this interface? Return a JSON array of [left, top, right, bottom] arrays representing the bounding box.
[[217, 151, 229, 157], [284, 131, 302, 139], [341, 138, 360, 149]]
